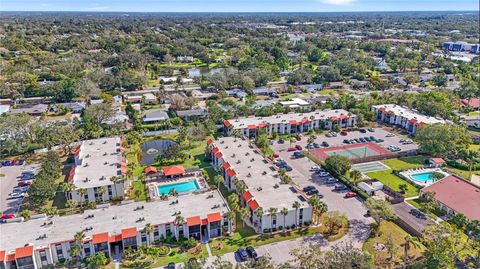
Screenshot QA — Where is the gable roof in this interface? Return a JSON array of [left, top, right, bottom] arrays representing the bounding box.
[[162, 165, 186, 176]]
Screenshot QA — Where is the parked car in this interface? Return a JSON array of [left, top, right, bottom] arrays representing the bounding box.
[[2, 160, 11, 166], [13, 186, 29, 193], [17, 181, 32, 187], [334, 184, 348, 191], [246, 246, 258, 259], [344, 192, 357, 198], [0, 214, 15, 220], [364, 137, 372, 142], [375, 138, 384, 143], [293, 151, 304, 158], [340, 130, 348, 136], [166, 262, 175, 269], [359, 138, 366, 143], [295, 135, 301, 141], [321, 141, 329, 147], [287, 147, 296, 152], [386, 133, 395, 137], [359, 129, 367, 133], [306, 189, 321, 196], [325, 177, 338, 184], [303, 186, 316, 192], [317, 171, 330, 177], [284, 165, 293, 172], [295, 145, 303, 150], [8, 192, 25, 200], [367, 128, 375, 132], [237, 248, 249, 261], [310, 166, 320, 171], [306, 144, 315, 149], [343, 139, 350, 144], [313, 143, 320, 148], [11, 159, 19, 166], [353, 138, 360, 143], [278, 139, 285, 144]]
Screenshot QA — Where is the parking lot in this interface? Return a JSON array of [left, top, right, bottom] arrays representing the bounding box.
[[0, 164, 40, 215], [274, 127, 418, 155]]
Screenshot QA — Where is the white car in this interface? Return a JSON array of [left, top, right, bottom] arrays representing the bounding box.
[[8, 192, 25, 199], [317, 172, 330, 177], [310, 165, 320, 171], [386, 133, 395, 137]]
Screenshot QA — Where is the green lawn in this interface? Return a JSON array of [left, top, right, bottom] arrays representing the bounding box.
[[468, 144, 480, 151], [210, 226, 325, 256], [130, 181, 147, 201], [363, 221, 425, 268], [150, 245, 208, 267], [381, 157, 425, 171], [366, 170, 419, 197]]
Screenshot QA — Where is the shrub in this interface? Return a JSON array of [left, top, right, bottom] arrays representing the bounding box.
[[157, 246, 170, 256], [303, 221, 312, 226], [183, 237, 198, 249], [263, 228, 271, 233]]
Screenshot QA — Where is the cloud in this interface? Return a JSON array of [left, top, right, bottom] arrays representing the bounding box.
[[85, 5, 110, 11], [318, 0, 356, 6]]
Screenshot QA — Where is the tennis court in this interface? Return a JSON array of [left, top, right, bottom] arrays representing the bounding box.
[[311, 142, 390, 162], [352, 161, 390, 173]]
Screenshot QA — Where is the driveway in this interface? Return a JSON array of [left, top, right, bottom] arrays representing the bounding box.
[[0, 164, 40, 215], [392, 202, 434, 236]]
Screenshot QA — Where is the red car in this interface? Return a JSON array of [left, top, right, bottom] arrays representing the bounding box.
[[287, 147, 296, 152], [272, 153, 280, 158], [17, 181, 32, 187], [344, 192, 357, 198], [0, 214, 15, 220], [295, 145, 303, 150], [340, 130, 348, 136]]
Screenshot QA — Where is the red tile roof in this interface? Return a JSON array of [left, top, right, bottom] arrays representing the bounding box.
[[258, 123, 267, 128], [162, 165, 186, 176], [202, 218, 208, 225], [429, 158, 445, 164], [92, 232, 109, 244], [247, 124, 257, 130], [338, 115, 348, 120], [461, 98, 480, 108], [109, 234, 122, 243], [144, 166, 158, 174], [227, 169, 236, 177], [289, 120, 298, 125], [212, 147, 219, 154], [248, 199, 260, 211], [421, 175, 480, 221], [224, 120, 231, 127], [0, 251, 5, 262], [207, 212, 222, 223], [215, 152, 223, 159], [242, 191, 253, 201], [6, 254, 15, 262], [14, 246, 33, 259], [186, 216, 202, 226], [67, 166, 76, 182], [330, 116, 338, 121], [223, 162, 231, 170], [207, 138, 213, 145], [121, 227, 137, 239], [300, 118, 310, 124]]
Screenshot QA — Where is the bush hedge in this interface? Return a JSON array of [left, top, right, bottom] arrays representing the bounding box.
[[446, 160, 480, 171]]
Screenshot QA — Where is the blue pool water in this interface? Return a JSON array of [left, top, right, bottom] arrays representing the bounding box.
[[410, 172, 442, 183], [158, 180, 199, 195]]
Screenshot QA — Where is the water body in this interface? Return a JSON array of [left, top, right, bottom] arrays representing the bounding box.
[[140, 139, 176, 166]]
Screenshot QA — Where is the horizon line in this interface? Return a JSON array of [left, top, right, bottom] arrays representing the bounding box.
[[2, 10, 478, 13]]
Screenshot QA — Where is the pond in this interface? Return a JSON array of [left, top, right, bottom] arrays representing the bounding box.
[[140, 139, 177, 166]]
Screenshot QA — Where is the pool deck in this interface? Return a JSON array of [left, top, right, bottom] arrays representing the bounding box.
[[400, 168, 449, 187], [147, 171, 208, 199]]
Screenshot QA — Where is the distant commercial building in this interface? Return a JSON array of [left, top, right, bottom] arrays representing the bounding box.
[[0, 192, 230, 268], [67, 137, 128, 203], [372, 104, 447, 136], [223, 109, 356, 137], [442, 41, 480, 54], [279, 98, 311, 109], [207, 137, 312, 232]]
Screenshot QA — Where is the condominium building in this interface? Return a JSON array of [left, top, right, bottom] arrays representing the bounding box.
[[223, 109, 356, 137], [207, 137, 313, 233], [67, 137, 128, 203], [442, 41, 480, 54], [372, 104, 447, 135], [0, 190, 230, 269]]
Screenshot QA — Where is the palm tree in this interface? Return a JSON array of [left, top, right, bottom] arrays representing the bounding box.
[[350, 169, 362, 184], [255, 207, 264, 229], [308, 195, 320, 224], [225, 211, 236, 232], [97, 187, 106, 202], [268, 208, 278, 235], [62, 182, 75, 199], [169, 188, 179, 197], [402, 235, 422, 268], [292, 201, 301, 228], [227, 193, 240, 210], [213, 174, 224, 190], [461, 149, 479, 180], [66, 200, 78, 215], [174, 215, 184, 240], [73, 231, 85, 259], [78, 188, 87, 207], [280, 208, 289, 233], [289, 136, 295, 146], [69, 245, 81, 262], [239, 207, 251, 228], [145, 223, 155, 245]]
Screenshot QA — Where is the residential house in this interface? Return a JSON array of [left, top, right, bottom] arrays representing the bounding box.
[[176, 107, 208, 120], [50, 102, 86, 114], [252, 87, 277, 98], [142, 109, 170, 124], [9, 104, 48, 116]]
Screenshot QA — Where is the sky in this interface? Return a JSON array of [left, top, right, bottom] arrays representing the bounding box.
[[2, 0, 479, 12]]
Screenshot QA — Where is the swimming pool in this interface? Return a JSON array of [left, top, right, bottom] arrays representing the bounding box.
[[410, 172, 442, 183], [157, 180, 199, 195]]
